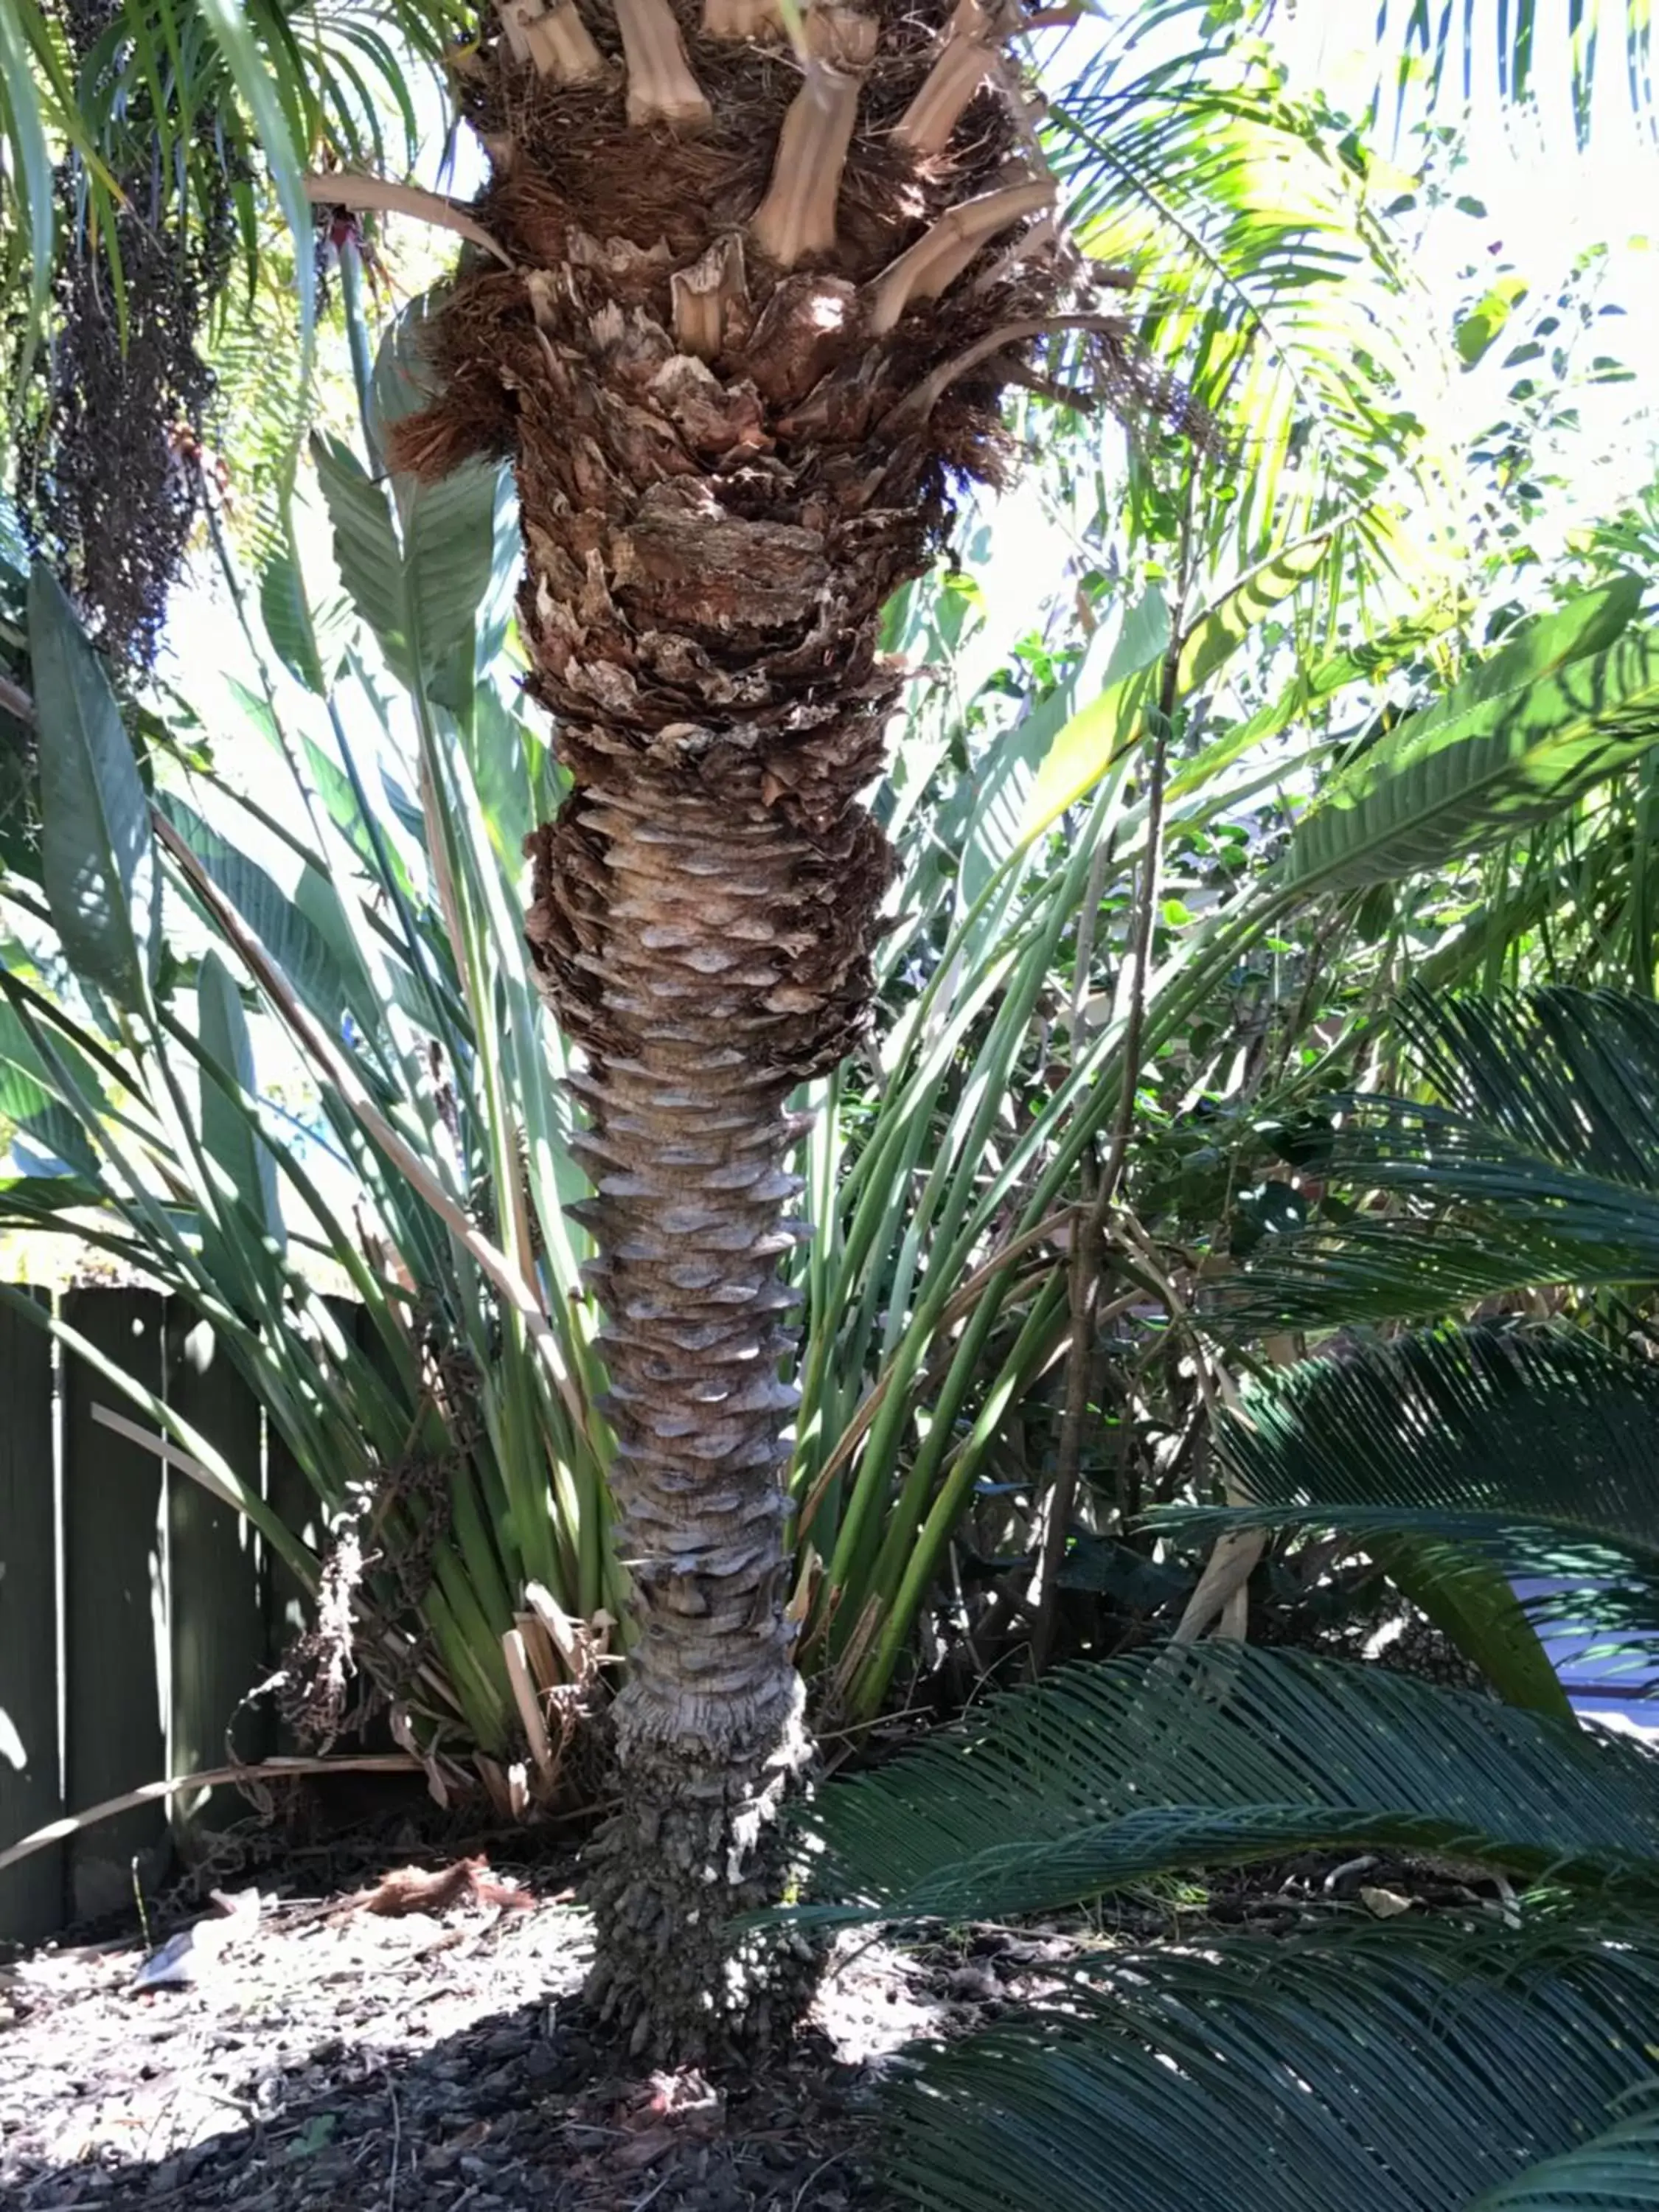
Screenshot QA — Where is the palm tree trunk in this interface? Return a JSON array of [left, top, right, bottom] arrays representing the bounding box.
[[389, 0, 1198, 2058], [524, 717, 890, 2050]]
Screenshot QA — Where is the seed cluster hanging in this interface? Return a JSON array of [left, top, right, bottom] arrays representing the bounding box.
[[10, 0, 237, 669]]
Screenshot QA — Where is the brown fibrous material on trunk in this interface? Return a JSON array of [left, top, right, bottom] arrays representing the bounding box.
[[389, 0, 1210, 2060]]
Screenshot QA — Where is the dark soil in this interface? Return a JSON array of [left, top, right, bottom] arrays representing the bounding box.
[[0, 1780, 1518, 2212], [0, 1854, 947, 2212]]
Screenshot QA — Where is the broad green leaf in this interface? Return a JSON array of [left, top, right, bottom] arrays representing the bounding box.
[[29, 563, 160, 1009], [158, 796, 348, 1026], [0, 4, 55, 358], [0, 1002, 99, 1178], [1019, 589, 1169, 836], [1370, 1533, 1573, 1719], [198, 948, 284, 1282], [1175, 532, 1333, 696], [1455, 276, 1528, 367], [311, 428, 498, 692], [1395, 577, 1644, 755], [1282, 622, 1659, 896], [259, 543, 327, 696]]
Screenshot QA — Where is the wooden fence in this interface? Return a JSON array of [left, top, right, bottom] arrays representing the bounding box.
[[0, 1286, 320, 1945]]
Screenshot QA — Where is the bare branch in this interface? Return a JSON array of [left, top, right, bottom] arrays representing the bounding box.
[[882, 310, 1129, 426], [301, 173, 513, 267]]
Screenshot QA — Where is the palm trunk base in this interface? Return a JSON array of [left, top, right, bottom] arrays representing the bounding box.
[[583, 1688, 816, 2059]]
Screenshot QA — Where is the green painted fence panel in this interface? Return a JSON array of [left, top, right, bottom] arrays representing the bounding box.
[[61, 1288, 167, 1923], [0, 1295, 60, 1943]]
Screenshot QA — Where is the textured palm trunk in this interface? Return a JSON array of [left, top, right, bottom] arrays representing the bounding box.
[[391, 0, 1200, 2056]]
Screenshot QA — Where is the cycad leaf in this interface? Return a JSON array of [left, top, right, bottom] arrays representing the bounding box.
[[1283, 619, 1659, 895], [883, 1927, 1659, 2212], [1200, 1326, 1659, 1660], [1465, 2098, 1659, 2209], [1218, 988, 1659, 1326], [807, 1644, 1659, 1926], [29, 563, 160, 1009]]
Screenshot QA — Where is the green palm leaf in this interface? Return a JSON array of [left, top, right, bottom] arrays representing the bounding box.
[[805, 1644, 1659, 1927], [1192, 1326, 1659, 1662], [1466, 2096, 1659, 2209], [1220, 988, 1659, 1328], [1281, 614, 1659, 897], [882, 1927, 1659, 2212]]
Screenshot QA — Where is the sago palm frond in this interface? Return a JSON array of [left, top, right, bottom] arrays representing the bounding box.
[[1194, 1325, 1659, 1660], [880, 1925, 1659, 2212], [803, 1642, 1659, 1926], [1220, 984, 1659, 1327]]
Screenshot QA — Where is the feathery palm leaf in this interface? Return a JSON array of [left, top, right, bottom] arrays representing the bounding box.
[[1373, 0, 1656, 147], [881, 1926, 1659, 2212], [1192, 1326, 1659, 1663], [803, 1643, 1659, 1926], [1047, 9, 1453, 591], [1220, 986, 1659, 1327]]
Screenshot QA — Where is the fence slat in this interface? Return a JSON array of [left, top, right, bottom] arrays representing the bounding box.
[[63, 1288, 167, 1922], [165, 1312, 268, 1830], [0, 1295, 60, 1944]]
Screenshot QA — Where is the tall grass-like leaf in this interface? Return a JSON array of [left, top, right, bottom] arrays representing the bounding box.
[[197, 948, 284, 1287], [0, 3, 55, 363], [29, 563, 161, 1010]]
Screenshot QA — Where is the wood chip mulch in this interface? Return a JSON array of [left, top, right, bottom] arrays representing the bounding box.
[[0, 1865, 939, 2212]]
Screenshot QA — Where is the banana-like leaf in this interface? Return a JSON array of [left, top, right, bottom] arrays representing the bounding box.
[[1194, 1327, 1659, 1663], [310, 426, 498, 692], [882, 1926, 1659, 2212], [197, 949, 284, 1290], [29, 563, 160, 1009], [158, 795, 349, 1027], [806, 1644, 1659, 1927], [1174, 530, 1334, 696], [1283, 614, 1659, 896], [0, 999, 101, 1178]]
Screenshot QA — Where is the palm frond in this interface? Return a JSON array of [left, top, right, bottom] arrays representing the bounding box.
[[1466, 2093, 1659, 2209], [1045, 8, 1457, 592], [804, 1644, 1659, 1926], [1220, 986, 1659, 1326], [1373, 0, 1656, 148], [881, 1925, 1659, 2212], [1185, 1325, 1659, 1659]]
